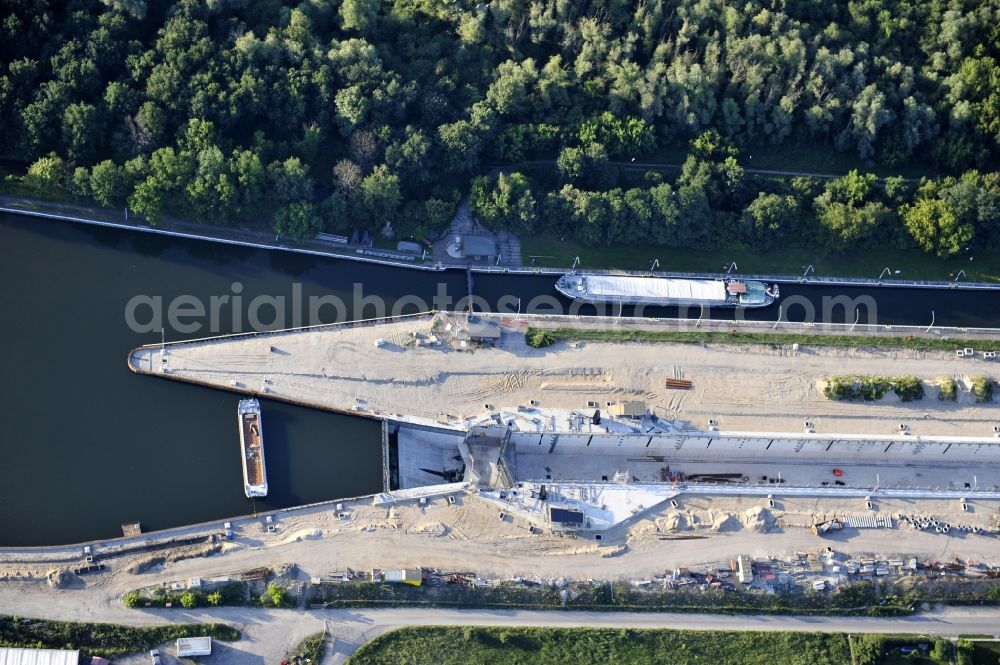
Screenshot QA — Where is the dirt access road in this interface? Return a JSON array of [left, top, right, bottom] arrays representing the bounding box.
[[2, 597, 998, 664]]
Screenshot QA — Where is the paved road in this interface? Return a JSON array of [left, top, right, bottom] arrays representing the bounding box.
[[493, 160, 920, 182], [78, 604, 1000, 664], [317, 606, 1000, 663], [3, 578, 999, 665]]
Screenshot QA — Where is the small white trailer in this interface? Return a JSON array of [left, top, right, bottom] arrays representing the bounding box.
[[176, 637, 212, 657]]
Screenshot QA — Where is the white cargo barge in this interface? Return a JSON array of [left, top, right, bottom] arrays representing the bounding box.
[[238, 398, 268, 498], [555, 273, 778, 308]]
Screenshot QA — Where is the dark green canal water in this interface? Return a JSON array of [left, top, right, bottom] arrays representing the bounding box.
[[0, 212, 466, 546]]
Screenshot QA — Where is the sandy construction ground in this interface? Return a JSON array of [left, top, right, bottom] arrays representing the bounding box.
[[7, 315, 990, 662], [135, 314, 1000, 437], [3, 490, 1000, 663], [4, 492, 999, 590]]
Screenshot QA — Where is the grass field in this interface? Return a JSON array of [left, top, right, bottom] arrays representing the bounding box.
[[347, 627, 853, 665], [971, 641, 1000, 664], [520, 236, 1000, 282], [346, 628, 996, 665]]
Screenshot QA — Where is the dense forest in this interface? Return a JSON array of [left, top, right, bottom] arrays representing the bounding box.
[[2, 0, 999, 255]]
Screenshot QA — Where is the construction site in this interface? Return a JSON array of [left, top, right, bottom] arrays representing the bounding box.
[[117, 311, 1000, 543], [17, 312, 1000, 661], [17, 308, 1000, 649]]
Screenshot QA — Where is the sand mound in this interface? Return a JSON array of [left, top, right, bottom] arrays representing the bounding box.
[[599, 544, 627, 558], [709, 511, 743, 532], [127, 556, 166, 575], [409, 522, 448, 537], [46, 568, 75, 588], [628, 521, 658, 539], [283, 528, 323, 544], [741, 507, 775, 533], [655, 510, 691, 532]]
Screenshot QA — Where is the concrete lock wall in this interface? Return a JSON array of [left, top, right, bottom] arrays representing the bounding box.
[[508, 431, 1000, 463]]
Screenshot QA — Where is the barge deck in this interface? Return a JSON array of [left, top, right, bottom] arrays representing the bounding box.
[[239, 398, 268, 498]]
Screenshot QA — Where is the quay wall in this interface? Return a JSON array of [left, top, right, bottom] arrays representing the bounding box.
[[0, 489, 382, 560], [511, 431, 1000, 464]]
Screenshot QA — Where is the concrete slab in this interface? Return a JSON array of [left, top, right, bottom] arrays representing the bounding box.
[[129, 312, 1000, 439]]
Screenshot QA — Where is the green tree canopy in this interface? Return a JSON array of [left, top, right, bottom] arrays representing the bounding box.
[[901, 176, 983, 257], [90, 160, 127, 207], [470, 172, 537, 232], [26, 153, 65, 188], [274, 201, 323, 241], [740, 193, 801, 251], [359, 164, 401, 231]]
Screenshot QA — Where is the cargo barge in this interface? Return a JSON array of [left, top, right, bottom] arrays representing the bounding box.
[[238, 398, 268, 498], [555, 273, 779, 308]]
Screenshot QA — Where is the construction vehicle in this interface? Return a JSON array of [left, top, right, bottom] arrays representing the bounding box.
[[811, 518, 844, 536]]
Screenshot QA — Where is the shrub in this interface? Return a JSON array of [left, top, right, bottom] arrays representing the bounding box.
[[971, 376, 994, 403], [956, 639, 974, 665], [822, 376, 859, 400], [852, 634, 886, 665], [26, 154, 65, 188], [824, 375, 928, 401], [286, 632, 326, 664], [69, 166, 91, 198], [262, 583, 289, 607], [937, 376, 958, 400], [892, 376, 924, 402], [930, 638, 950, 661], [527, 329, 556, 348], [217, 582, 249, 605], [127, 582, 251, 609], [859, 376, 892, 401], [822, 375, 892, 401]]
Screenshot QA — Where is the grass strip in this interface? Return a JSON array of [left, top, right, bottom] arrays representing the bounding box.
[[310, 580, 911, 616], [526, 326, 1000, 353]]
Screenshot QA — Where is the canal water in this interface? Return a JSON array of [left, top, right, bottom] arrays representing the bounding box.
[[0, 213, 460, 546], [2, 211, 999, 546]]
